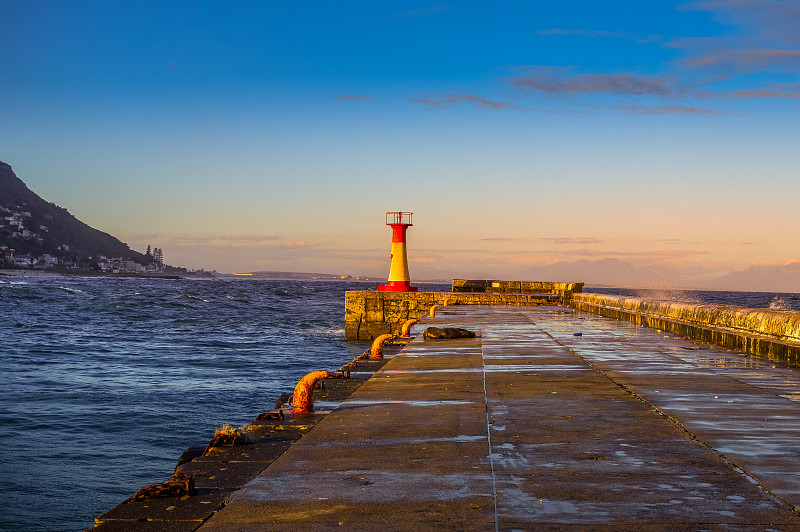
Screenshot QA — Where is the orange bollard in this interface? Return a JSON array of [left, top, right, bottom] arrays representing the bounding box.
[[370, 334, 393, 359], [430, 305, 439, 318], [292, 370, 331, 414], [401, 319, 418, 338]]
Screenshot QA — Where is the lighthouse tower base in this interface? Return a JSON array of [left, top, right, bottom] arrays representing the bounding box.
[[378, 281, 418, 292]]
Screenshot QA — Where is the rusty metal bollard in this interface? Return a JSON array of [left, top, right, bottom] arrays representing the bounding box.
[[370, 333, 393, 359], [401, 319, 418, 338], [292, 370, 331, 414]]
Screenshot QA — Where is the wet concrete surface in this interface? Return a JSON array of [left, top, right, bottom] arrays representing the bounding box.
[[199, 306, 800, 530]]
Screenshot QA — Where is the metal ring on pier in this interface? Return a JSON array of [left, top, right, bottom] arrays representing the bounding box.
[[370, 334, 394, 359], [292, 370, 331, 414], [401, 319, 418, 338]]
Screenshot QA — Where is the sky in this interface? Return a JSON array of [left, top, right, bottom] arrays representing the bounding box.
[[1, 1, 798, 285]]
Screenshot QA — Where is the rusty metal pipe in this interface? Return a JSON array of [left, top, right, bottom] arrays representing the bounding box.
[[292, 370, 331, 414], [429, 305, 439, 318], [401, 319, 418, 338], [370, 333, 393, 359]]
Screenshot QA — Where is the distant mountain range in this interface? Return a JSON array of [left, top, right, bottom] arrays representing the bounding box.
[[0, 161, 149, 266], [517, 257, 800, 293], [703, 262, 800, 292]]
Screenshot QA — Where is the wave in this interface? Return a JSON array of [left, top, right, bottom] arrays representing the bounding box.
[[57, 286, 83, 294], [307, 327, 346, 335], [768, 296, 791, 310]]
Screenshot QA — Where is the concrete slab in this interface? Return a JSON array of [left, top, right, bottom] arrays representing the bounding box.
[[93, 489, 231, 529], [199, 305, 800, 530]]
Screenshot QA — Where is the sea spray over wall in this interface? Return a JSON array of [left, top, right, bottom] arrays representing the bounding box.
[[574, 293, 800, 341]]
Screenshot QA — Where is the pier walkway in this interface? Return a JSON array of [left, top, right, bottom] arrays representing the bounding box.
[[200, 305, 800, 530]]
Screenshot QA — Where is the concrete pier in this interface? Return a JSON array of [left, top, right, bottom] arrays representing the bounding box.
[[196, 305, 800, 530]]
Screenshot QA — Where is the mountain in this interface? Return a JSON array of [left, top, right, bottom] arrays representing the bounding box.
[[705, 262, 800, 293], [0, 161, 148, 265], [517, 258, 661, 287], [516, 257, 799, 292]]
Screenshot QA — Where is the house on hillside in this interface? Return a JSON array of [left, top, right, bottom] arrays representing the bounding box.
[[120, 260, 144, 273], [13, 253, 33, 268]]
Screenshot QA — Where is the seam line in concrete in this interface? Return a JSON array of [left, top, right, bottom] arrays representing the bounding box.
[[481, 333, 500, 532]]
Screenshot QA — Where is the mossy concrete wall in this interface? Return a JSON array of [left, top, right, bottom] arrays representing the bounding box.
[[572, 293, 800, 365], [345, 291, 558, 340]]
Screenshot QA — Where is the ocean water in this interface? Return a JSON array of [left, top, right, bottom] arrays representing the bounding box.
[[0, 276, 449, 531], [0, 276, 797, 531]]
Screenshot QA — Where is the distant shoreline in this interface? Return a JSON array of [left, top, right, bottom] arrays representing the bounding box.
[[0, 269, 182, 280]]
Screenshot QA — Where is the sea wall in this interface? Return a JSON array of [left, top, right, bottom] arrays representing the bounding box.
[[345, 291, 559, 340], [572, 293, 800, 365], [452, 279, 583, 299]]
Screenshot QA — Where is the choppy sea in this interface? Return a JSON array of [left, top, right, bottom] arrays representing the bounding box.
[[0, 275, 797, 531]]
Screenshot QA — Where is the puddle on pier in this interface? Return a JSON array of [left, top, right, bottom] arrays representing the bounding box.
[[313, 434, 487, 447], [313, 400, 343, 410], [339, 399, 476, 407], [383, 365, 589, 374]]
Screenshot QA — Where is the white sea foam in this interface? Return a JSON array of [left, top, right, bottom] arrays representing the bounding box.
[[768, 296, 790, 310], [309, 328, 345, 335], [58, 286, 83, 293]]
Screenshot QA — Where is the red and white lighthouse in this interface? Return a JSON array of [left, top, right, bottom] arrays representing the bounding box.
[[378, 211, 417, 292]]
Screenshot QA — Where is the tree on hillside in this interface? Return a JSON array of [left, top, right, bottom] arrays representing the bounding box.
[[145, 245, 152, 259]]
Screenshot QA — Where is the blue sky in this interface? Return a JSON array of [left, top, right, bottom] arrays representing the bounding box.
[[1, 1, 798, 284]]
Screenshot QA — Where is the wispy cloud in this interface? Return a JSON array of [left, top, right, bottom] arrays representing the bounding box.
[[335, 95, 374, 102], [284, 240, 318, 247], [613, 104, 730, 115], [669, 1, 800, 96], [163, 234, 281, 245], [536, 28, 662, 44], [509, 248, 712, 259], [504, 66, 688, 98], [407, 93, 531, 111], [539, 237, 602, 244], [728, 86, 800, 98], [683, 0, 800, 44], [679, 48, 800, 73], [398, 2, 800, 120]]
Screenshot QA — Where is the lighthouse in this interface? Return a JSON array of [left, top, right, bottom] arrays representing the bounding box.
[[377, 211, 417, 292]]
